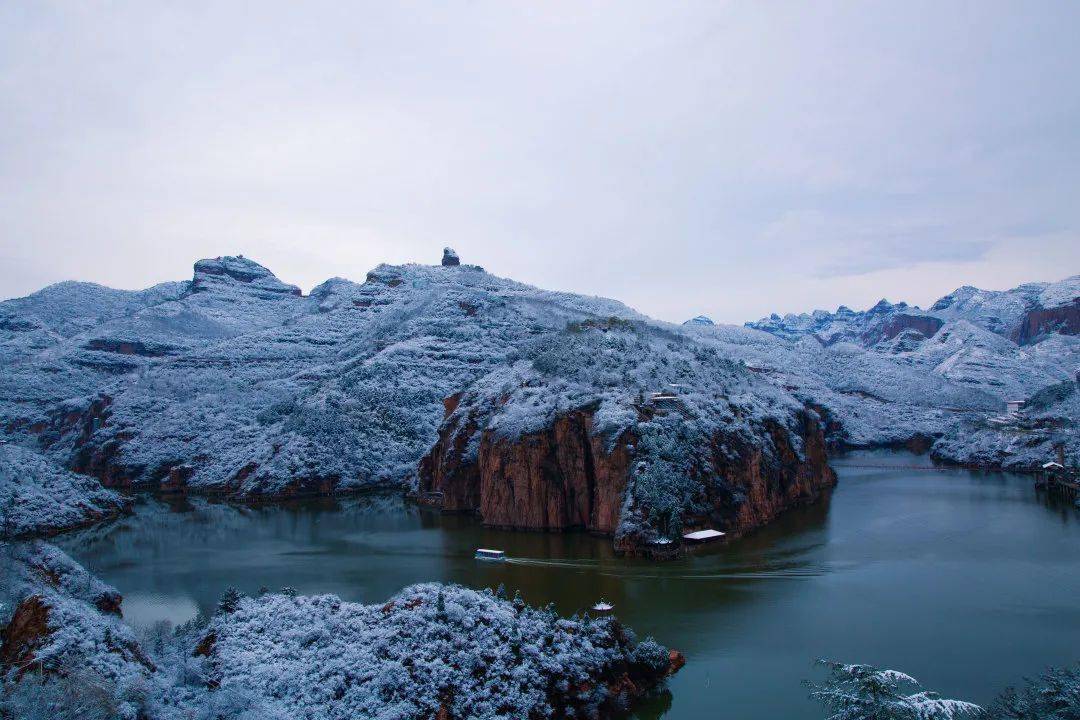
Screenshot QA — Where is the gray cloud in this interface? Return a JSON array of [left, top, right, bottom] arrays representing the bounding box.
[[1, 1, 1078, 323]]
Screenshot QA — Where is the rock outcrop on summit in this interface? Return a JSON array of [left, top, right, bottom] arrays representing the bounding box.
[[441, 247, 461, 266]]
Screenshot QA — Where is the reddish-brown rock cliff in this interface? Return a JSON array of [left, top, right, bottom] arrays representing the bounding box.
[[1015, 302, 1079, 344], [420, 403, 836, 551], [422, 409, 632, 532]]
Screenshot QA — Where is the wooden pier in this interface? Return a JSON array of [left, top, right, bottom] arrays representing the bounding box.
[[1035, 452, 1079, 503], [1037, 475, 1080, 502]]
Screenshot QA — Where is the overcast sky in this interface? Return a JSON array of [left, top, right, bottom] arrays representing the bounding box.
[[1, 1, 1078, 323]]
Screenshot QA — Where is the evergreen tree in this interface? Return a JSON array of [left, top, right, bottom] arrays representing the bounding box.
[[1, 493, 15, 539], [806, 661, 981, 720], [436, 589, 447, 621], [217, 586, 243, 615], [989, 664, 1080, 719]]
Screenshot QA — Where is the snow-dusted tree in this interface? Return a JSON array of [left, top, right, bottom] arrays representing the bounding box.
[[435, 588, 447, 621], [989, 664, 1080, 719], [216, 586, 243, 615], [631, 638, 671, 676], [806, 660, 981, 720], [0, 668, 124, 720]]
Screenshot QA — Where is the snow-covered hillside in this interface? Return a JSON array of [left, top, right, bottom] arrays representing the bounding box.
[[0, 444, 129, 538], [1, 254, 647, 496]]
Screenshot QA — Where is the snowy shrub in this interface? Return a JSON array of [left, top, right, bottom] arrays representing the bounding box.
[[806, 660, 981, 720], [630, 638, 671, 676], [988, 664, 1080, 719], [0, 667, 122, 720]]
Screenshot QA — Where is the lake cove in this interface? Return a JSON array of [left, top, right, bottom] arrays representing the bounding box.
[[56, 450, 1080, 720]]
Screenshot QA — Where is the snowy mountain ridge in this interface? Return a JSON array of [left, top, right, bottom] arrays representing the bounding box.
[[747, 274, 1079, 346], [1, 253, 1077, 542]]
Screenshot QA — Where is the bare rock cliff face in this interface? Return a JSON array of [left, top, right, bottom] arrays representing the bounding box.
[[869, 314, 943, 345], [1016, 302, 1080, 344], [422, 409, 633, 532], [420, 404, 835, 548], [704, 414, 835, 535]]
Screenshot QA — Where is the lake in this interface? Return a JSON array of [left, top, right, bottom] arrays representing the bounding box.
[[55, 450, 1080, 719]]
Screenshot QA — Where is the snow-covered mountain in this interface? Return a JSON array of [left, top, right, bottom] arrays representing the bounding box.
[[0, 254, 1076, 545], [747, 274, 1079, 347], [746, 299, 943, 347], [739, 274, 1079, 469]]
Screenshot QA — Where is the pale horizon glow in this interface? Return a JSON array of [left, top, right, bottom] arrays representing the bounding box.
[[1, 1, 1078, 323]]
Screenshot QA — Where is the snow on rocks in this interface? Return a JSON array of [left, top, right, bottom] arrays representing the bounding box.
[[738, 275, 1079, 468], [0, 254, 1076, 517], [0, 541, 150, 693], [1, 257, 646, 497], [442, 247, 461, 266], [746, 299, 943, 348]]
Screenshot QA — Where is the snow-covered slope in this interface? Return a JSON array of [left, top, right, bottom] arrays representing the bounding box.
[[931, 275, 1079, 342], [200, 583, 680, 719], [0, 444, 129, 538], [420, 317, 834, 550]]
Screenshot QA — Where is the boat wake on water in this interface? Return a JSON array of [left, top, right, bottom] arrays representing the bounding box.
[[504, 557, 603, 570], [503, 556, 854, 580]]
